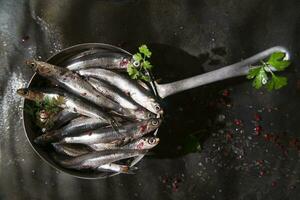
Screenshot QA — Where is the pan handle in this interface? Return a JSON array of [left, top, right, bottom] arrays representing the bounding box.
[[156, 46, 290, 98]]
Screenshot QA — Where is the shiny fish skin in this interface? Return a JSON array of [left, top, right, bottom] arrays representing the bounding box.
[[66, 52, 132, 71], [26, 60, 131, 117], [60, 118, 161, 145], [56, 149, 147, 170], [43, 110, 79, 132], [17, 88, 112, 121], [96, 163, 135, 174], [52, 143, 92, 157], [34, 117, 109, 144], [77, 68, 163, 114], [87, 77, 155, 120], [89, 137, 160, 151]]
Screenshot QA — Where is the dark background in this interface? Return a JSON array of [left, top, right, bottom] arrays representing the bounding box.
[[0, 0, 299, 199]]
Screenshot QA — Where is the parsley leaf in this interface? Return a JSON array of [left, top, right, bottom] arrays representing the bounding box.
[[252, 67, 268, 89], [127, 44, 154, 82], [247, 51, 291, 91], [139, 44, 152, 58], [267, 52, 290, 71], [133, 53, 143, 62]]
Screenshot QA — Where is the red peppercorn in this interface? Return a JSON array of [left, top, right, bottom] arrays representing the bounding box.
[[254, 125, 262, 135], [234, 119, 242, 126], [254, 113, 261, 121], [222, 89, 230, 97]]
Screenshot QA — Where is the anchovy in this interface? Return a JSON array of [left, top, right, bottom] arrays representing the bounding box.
[[96, 163, 136, 174], [66, 52, 132, 71], [17, 88, 112, 122], [42, 110, 78, 132], [89, 136, 160, 151], [77, 68, 163, 114], [34, 117, 109, 144], [52, 143, 92, 157], [60, 118, 161, 145], [56, 149, 147, 170], [25, 60, 132, 117], [87, 77, 155, 120]]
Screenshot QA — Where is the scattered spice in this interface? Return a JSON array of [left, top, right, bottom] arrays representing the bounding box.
[[222, 89, 230, 97], [254, 125, 262, 135], [234, 119, 242, 126]]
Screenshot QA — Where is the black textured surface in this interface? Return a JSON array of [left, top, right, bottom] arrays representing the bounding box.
[[0, 0, 300, 199]]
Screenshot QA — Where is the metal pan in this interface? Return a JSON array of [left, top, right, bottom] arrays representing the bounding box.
[[22, 43, 289, 179]]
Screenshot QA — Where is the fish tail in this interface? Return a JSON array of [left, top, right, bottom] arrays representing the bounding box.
[[121, 166, 138, 174]]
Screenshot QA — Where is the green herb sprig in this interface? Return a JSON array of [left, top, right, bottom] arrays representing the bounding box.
[[127, 44, 153, 82], [247, 52, 291, 91], [25, 96, 64, 128]]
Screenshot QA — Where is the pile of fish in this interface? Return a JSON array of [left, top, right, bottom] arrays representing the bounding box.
[[17, 51, 163, 174]]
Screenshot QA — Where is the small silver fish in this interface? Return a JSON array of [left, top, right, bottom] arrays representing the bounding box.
[[56, 149, 147, 170], [87, 77, 156, 120], [96, 163, 137, 174], [52, 143, 92, 157], [77, 68, 163, 115], [17, 88, 113, 122], [89, 137, 160, 151], [25, 60, 132, 118], [34, 117, 109, 144], [61, 118, 161, 145], [42, 110, 79, 132], [67, 52, 132, 71]]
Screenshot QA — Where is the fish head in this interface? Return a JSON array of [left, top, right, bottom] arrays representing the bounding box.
[[150, 101, 164, 115], [142, 118, 162, 133], [25, 59, 39, 71], [134, 109, 157, 120], [17, 88, 44, 101], [141, 137, 160, 149], [26, 60, 62, 76]]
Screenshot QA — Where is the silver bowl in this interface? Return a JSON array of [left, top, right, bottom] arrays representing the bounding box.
[[22, 43, 156, 179]]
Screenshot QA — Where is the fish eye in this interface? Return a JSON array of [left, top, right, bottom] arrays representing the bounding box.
[[154, 104, 161, 111], [148, 112, 155, 118], [151, 119, 159, 126], [133, 60, 140, 67], [23, 90, 28, 95], [148, 138, 155, 144]]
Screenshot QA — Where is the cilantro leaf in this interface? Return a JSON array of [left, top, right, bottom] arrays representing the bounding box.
[[127, 65, 139, 79], [140, 75, 151, 82], [139, 44, 152, 58], [127, 45, 153, 82], [247, 67, 261, 79], [252, 67, 268, 89], [267, 52, 291, 71], [271, 74, 287, 90], [133, 53, 143, 62], [247, 52, 290, 91], [142, 60, 153, 69]]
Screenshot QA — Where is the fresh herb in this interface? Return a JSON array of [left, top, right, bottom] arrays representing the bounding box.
[[24, 96, 64, 128], [247, 52, 291, 91], [127, 44, 153, 82]]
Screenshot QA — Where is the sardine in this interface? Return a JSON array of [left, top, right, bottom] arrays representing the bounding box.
[[56, 149, 147, 170], [52, 143, 92, 157], [96, 163, 136, 174], [87, 77, 155, 120], [77, 68, 163, 114], [25, 60, 132, 118], [42, 110, 79, 132], [60, 118, 161, 145], [34, 117, 109, 144], [89, 136, 160, 151], [66, 52, 132, 71], [17, 88, 112, 122]]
